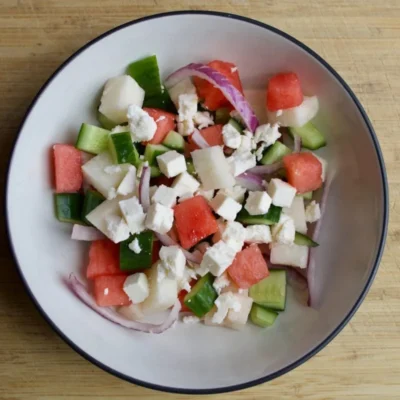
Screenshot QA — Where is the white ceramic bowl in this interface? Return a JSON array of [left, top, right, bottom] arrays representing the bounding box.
[[6, 11, 388, 394]]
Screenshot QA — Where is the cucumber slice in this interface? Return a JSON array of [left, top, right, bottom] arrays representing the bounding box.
[[236, 205, 282, 225], [82, 190, 105, 225], [250, 304, 278, 327], [289, 122, 326, 150], [54, 193, 84, 224], [97, 110, 118, 130], [143, 88, 176, 113], [227, 118, 243, 134], [184, 273, 218, 318], [249, 269, 287, 311], [127, 55, 163, 98], [186, 159, 196, 176], [109, 132, 140, 165], [298, 191, 313, 200], [162, 131, 185, 152], [120, 231, 154, 271], [144, 144, 170, 165], [261, 141, 292, 165], [294, 232, 319, 247], [76, 123, 110, 154], [215, 108, 230, 125]]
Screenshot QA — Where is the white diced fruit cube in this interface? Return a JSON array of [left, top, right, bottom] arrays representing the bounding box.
[[245, 225, 272, 243], [123, 273, 149, 304], [195, 187, 214, 201], [117, 165, 136, 196], [217, 185, 246, 203], [167, 78, 197, 109], [105, 215, 130, 243], [172, 172, 200, 196], [212, 292, 242, 324], [200, 241, 237, 277], [118, 196, 146, 234], [149, 185, 158, 200], [270, 243, 309, 269], [224, 294, 253, 330], [99, 75, 144, 124], [245, 191, 272, 215], [305, 200, 321, 223], [145, 203, 174, 234], [118, 303, 144, 321], [227, 150, 257, 177], [221, 221, 246, 252], [268, 178, 296, 207], [222, 123, 242, 149], [272, 215, 296, 244], [283, 196, 307, 234], [210, 192, 242, 221], [157, 150, 187, 178], [151, 185, 177, 208], [159, 245, 186, 280]]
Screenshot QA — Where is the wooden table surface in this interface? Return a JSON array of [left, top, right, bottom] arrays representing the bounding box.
[[1, 1, 399, 399]]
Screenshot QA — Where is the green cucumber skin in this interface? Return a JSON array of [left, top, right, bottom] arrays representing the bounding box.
[[144, 144, 170, 165], [261, 142, 292, 165], [54, 193, 84, 224], [162, 131, 185, 151], [97, 110, 118, 130], [250, 304, 278, 328], [214, 108, 231, 125], [184, 273, 218, 318], [143, 89, 176, 113], [82, 190, 105, 225], [119, 231, 154, 272], [227, 118, 243, 134], [236, 205, 282, 225], [186, 159, 196, 176], [289, 122, 326, 150], [109, 132, 140, 165], [76, 123, 110, 155], [294, 232, 319, 247]]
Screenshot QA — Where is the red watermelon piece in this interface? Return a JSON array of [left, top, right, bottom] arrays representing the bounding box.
[[87, 240, 123, 280], [53, 144, 82, 193], [187, 125, 224, 153], [93, 275, 131, 307], [143, 108, 176, 144], [266, 72, 303, 111]]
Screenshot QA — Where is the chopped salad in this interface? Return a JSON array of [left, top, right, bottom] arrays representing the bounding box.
[[53, 55, 329, 334]]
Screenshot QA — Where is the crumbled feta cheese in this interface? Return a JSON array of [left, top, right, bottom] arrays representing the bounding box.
[[107, 187, 117, 200], [123, 273, 149, 304], [156, 262, 167, 282], [224, 294, 253, 330], [128, 238, 141, 254], [111, 125, 129, 134], [213, 272, 231, 294], [210, 192, 242, 221], [193, 111, 214, 129], [231, 66, 238, 73], [145, 203, 174, 234], [276, 109, 283, 117], [167, 78, 197, 108], [238, 134, 253, 152], [178, 267, 198, 292], [200, 241, 237, 277], [104, 165, 122, 174], [313, 154, 327, 182], [117, 165, 136, 196], [193, 263, 209, 277], [218, 185, 247, 203], [305, 200, 321, 223], [255, 143, 268, 161], [178, 93, 198, 121], [156, 150, 187, 178], [105, 215, 130, 243], [177, 119, 195, 136], [151, 184, 177, 208], [171, 172, 200, 196], [244, 225, 272, 243], [104, 288, 109, 295], [159, 245, 186, 281], [127, 104, 157, 142], [254, 123, 281, 146], [227, 150, 257, 177], [272, 214, 296, 244], [222, 123, 242, 149], [212, 292, 242, 324], [195, 187, 214, 201], [221, 221, 246, 252], [268, 178, 296, 208], [119, 196, 146, 234], [183, 315, 200, 324], [245, 191, 272, 215]]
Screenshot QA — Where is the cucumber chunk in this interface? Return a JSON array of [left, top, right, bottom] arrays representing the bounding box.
[[227, 118, 243, 134], [184, 273, 218, 317], [250, 304, 278, 327], [97, 110, 118, 130], [144, 144, 170, 165], [249, 269, 287, 311], [109, 132, 140, 165], [289, 122, 326, 150], [82, 190, 105, 225], [236, 205, 282, 225], [54, 193, 84, 224], [76, 123, 110, 154], [215, 108, 231, 125], [298, 191, 313, 200], [162, 131, 185, 152], [186, 159, 196, 176], [261, 141, 291, 165], [143, 88, 176, 113], [294, 232, 319, 247], [120, 231, 154, 272]]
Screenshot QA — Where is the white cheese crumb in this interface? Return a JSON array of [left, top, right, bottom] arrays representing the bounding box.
[[305, 200, 321, 223], [183, 315, 200, 324], [212, 292, 242, 324], [128, 238, 141, 254], [107, 187, 117, 200]]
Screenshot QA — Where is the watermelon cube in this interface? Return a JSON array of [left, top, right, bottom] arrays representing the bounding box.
[[187, 125, 224, 152], [87, 240, 123, 279], [143, 108, 176, 145], [93, 275, 131, 307], [267, 72, 303, 111], [53, 144, 83, 193]]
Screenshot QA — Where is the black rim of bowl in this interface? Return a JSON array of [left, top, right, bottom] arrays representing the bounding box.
[[5, 10, 389, 395]]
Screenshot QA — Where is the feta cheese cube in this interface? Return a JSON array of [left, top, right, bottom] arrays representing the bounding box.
[[119, 196, 146, 235], [227, 150, 257, 177], [255, 143, 268, 161], [276, 109, 283, 117], [221, 221, 246, 252], [212, 292, 242, 324], [145, 203, 174, 234], [210, 192, 242, 221], [200, 241, 237, 277], [245, 225, 272, 243], [157, 151, 187, 178], [151, 184, 177, 208], [172, 172, 200, 196], [195, 187, 214, 201], [268, 178, 296, 207], [117, 165, 136, 196], [177, 119, 195, 136], [217, 185, 246, 203], [193, 111, 214, 129], [238, 134, 253, 152], [222, 123, 242, 149], [127, 104, 157, 142], [272, 214, 295, 244], [178, 266, 198, 292], [128, 238, 141, 254], [183, 315, 201, 324], [105, 215, 130, 243], [305, 200, 321, 223], [254, 123, 281, 146], [224, 294, 253, 330], [123, 273, 149, 304], [213, 272, 231, 294], [159, 245, 186, 280], [245, 191, 272, 215]]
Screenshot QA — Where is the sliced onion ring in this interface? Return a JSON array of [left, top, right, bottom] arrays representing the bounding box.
[[139, 165, 151, 212], [67, 274, 180, 334], [236, 172, 264, 191], [71, 225, 105, 241], [246, 162, 283, 176], [191, 129, 210, 149], [293, 134, 302, 153], [165, 63, 259, 132]]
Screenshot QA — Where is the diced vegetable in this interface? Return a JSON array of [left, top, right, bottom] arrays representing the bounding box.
[[144, 143, 170, 165], [260, 141, 291, 165], [54, 193, 84, 224], [108, 132, 140, 165], [119, 231, 154, 271], [289, 122, 326, 150], [97, 110, 118, 130], [82, 190, 105, 224], [267, 72, 303, 111], [76, 124, 110, 155], [236, 205, 282, 225], [187, 125, 224, 152], [184, 273, 218, 317], [249, 269, 287, 311], [186, 159, 196, 175], [71, 224, 104, 241], [299, 191, 313, 200], [174, 196, 219, 249], [270, 243, 309, 269], [294, 231, 319, 247], [93, 275, 131, 307], [227, 118, 243, 134], [53, 144, 83, 193], [162, 130, 185, 151], [224, 295, 253, 330], [143, 108, 176, 145], [228, 244, 269, 289], [167, 77, 197, 109], [283, 196, 307, 234], [215, 107, 231, 124], [143, 89, 176, 113], [86, 239, 122, 279], [283, 152, 323, 193], [250, 304, 278, 327]]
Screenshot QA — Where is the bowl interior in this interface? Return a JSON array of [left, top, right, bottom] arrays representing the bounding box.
[[6, 12, 386, 393]]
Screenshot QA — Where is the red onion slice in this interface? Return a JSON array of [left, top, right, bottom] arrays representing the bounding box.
[[139, 165, 151, 212], [236, 172, 264, 191], [67, 274, 180, 334], [191, 129, 210, 149], [165, 63, 259, 132], [293, 135, 302, 153], [246, 162, 283, 176], [71, 225, 105, 241]]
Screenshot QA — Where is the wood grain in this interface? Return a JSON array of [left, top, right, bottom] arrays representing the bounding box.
[[1, 1, 399, 399]]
